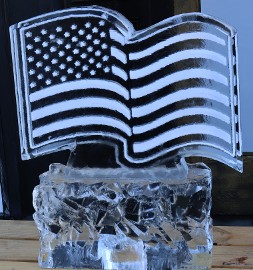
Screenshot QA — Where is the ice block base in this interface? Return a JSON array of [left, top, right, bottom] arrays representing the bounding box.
[[33, 162, 212, 269]]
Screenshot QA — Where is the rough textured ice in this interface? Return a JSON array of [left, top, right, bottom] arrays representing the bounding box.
[[33, 162, 212, 269]]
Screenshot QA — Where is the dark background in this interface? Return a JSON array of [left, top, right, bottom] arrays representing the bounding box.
[[0, 0, 252, 226]]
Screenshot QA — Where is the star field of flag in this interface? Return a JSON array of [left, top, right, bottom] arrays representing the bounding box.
[[25, 18, 113, 92]]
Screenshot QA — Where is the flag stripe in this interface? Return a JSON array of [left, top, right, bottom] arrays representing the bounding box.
[[111, 46, 127, 64], [132, 108, 230, 134], [130, 59, 228, 87], [109, 29, 125, 45], [131, 69, 229, 98], [130, 49, 227, 79], [132, 99, 230, 130], [132, 115, 230, 142], [131, 88, 229, 117], [127, 135, 232, 160], [132, 79, 229, 103], [112, 66, 128, 81], [133, 124, 231, 153], [32, 108, 129, 129], [129, 32, 226, 60], [33, 116, 132, 138], [29, 79, 130, 102], [33, 129, 128, 147], [31, 97, 131, 121], [31, 89, 127, 110], [129, 38, 226, 71]]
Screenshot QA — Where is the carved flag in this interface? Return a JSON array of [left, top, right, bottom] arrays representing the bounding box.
[[9, 6, 242, 170]]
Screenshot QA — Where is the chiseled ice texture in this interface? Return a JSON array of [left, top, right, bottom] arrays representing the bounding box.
[[33, 162, 212, 269]]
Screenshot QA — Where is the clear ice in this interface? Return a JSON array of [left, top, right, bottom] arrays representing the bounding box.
[[33, 161, 212, 269], [9, 5, 242, 270]]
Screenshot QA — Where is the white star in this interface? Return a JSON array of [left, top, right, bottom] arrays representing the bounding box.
[[43, 54, 49, 60], [52, 70, 59, 77], [41, 29, 47, 35], [46, 79, 52, 85], [101, 43, 108, 49], [66, 56, 73, 62], [59, 63, 66, 70], [37, 74, 43, 80], [57, 39, 63, 45], [49, 34, 55, 40], [30, 82, 36, 88], [90, 70, 96, 76], [58, 51, 65, 57], [92, 27, 98, 33], [104, 66, 110, 73], [51, 59, 58, 64], [60, 76, 67, 82], [25, 31, 32, 38], [44, 66, 51, 72], [95, 50, 101, 56], [71, 36, 78, 42], [64, 32, 70, 37], [35, 49, 41, 54], [34, 36, 41, 42], [29, 69, 35, 75], [82, 65, 88, 71], [74, 61, 80, 66], [102, 55, 109, 62], [78, 29, 85, 35], [71, 24, 77, 30], [26, 44, 33, 50], [42, 41, 48, 47], [86, 34, 92, 40], [67, 68, 74, 74], [87, 46, 93, 52], [73, 48, 79, 54], [81, 53, 87, 59], [50, 46, 57, 52], [65, 43, 71, 49], [85, 22, 91, 28], [93, 39, 100, 45], [51, 58, 58, 65], [28, 56, 34, 63], [36, 61, 43, 68], [99, 20, 105, 26], [75, 73, 81, 79], [89, 58, 95, 64], [96, 62, 102, 68], [56, 26, 62, 32], [100, 32, 106, 38], [79, 41, 86, 47]]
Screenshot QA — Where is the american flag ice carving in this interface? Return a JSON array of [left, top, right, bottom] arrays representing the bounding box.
[[10, 6, 242, 170]]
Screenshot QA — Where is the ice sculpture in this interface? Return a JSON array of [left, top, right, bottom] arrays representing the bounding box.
[[9, 6, 242, 269]]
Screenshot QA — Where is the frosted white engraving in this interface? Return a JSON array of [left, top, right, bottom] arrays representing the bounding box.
[[31, 98, 131, 120], [131, 90, 230, 116], [129, 49, 227, 79], [130, 69, 229, 95]]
